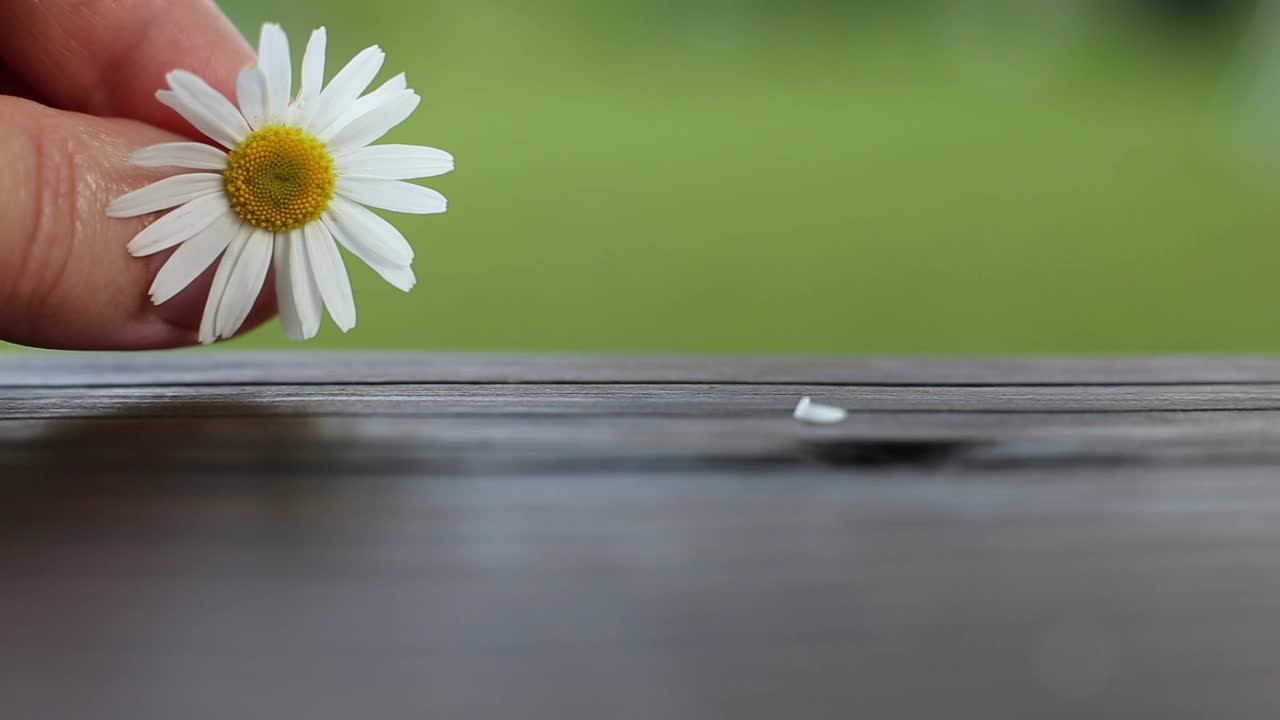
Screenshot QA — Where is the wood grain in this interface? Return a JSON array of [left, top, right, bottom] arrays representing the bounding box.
[[4, 352, 1280, 719], [7, 351, 1280, 386]]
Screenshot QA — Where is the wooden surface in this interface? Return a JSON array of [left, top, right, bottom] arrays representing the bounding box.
[[5, 352, 1280, 719]]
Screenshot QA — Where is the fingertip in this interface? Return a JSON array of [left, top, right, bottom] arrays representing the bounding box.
[[0, 0, 256, 135], [0, 101, 279, 351]]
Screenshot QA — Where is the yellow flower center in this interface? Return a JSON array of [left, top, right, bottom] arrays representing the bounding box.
[[223, 126, 336, 232]]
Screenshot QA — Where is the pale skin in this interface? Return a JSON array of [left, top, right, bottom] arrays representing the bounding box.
[[0, 0, 277, 349]]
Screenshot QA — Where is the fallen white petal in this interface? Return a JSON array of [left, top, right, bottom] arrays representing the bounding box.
[[793, 397, 847, 424]]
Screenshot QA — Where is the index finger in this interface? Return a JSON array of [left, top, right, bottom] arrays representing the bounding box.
[[0, 0, 254, 137]]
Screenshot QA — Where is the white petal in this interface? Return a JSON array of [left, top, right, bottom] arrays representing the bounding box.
[[793, 397, 848, 425], [236, 67, 268, 130], [106, 173, 224, 218], [161, 71, 250, 148], [257, 23, 292, 121], [316, 73, 406, 140], [325, 91, 420, 154], [336, 178, 447, 215], [305, 45, 384, 135], [304, 221, 356, 332], [130, 142, 228, 171], [276, 229, 324, 340], [324, 197, 413, 263], [336, 144, 453, 180], [369, 259, 415, 293], [272, 234, 302, 340], [297, 27, 327, 108], [322, 206, 415, 292], [200, 223, 253, 345], [328, 229, 416, 291], [215, 227, 273, 339], [149, 210, 240, 304], [127, 193, 231, 257]]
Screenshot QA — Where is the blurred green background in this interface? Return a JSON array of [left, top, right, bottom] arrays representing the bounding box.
[[24, 0, 1280, 352]]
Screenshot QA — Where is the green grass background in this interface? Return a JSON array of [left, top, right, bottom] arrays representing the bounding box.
[[22, 1, 1280, 352]]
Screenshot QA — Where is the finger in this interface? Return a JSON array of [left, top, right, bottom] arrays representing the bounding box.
[[0, 97, 276, 350], [0, 0, 254, 137]]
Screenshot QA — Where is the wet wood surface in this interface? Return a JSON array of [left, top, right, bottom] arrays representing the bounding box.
[[4, 352, 1280, 719]]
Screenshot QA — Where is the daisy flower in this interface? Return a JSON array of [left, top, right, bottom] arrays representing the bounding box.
[[108, 23, 453, 344]]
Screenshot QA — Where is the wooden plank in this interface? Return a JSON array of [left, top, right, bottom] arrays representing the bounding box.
[[6, 351, 1280, 386], [9, 374, 1280, 471], [6, 353, 1280, 718], [10, 382, 1280, 421], [5, 464, 1280, 718]]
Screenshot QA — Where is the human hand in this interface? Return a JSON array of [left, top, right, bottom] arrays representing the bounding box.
[[0, 0, 276, 349]]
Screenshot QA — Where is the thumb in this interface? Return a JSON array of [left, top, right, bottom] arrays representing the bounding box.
[[0, 96, 276, 350]]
